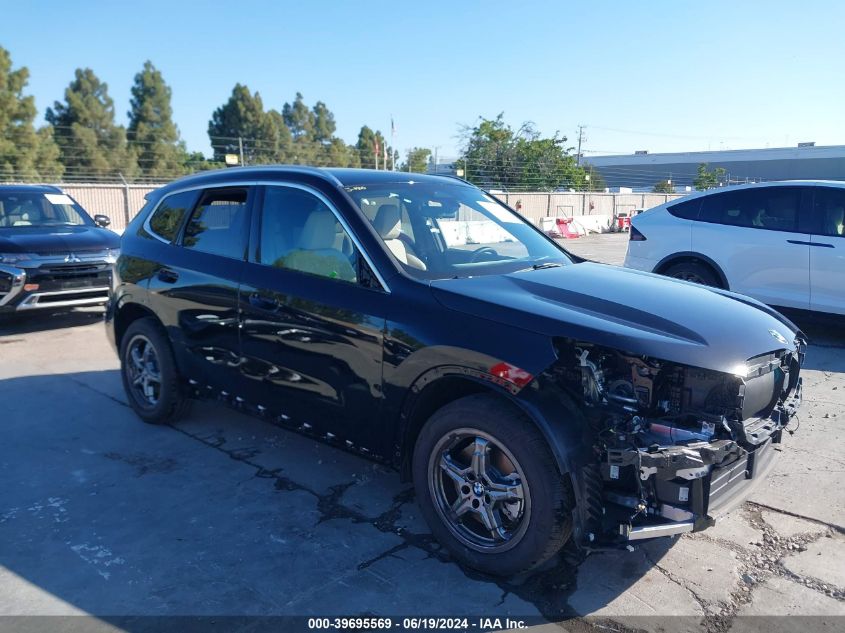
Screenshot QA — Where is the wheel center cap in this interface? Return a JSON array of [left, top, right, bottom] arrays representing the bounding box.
[[472, 481, 485, 496]]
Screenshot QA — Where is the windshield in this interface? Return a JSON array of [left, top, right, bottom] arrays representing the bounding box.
[[0, 191, 93, 228], [345, 181, 571, 279]]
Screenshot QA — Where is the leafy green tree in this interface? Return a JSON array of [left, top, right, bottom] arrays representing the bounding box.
[[458, 113, 584, 191], [208, 84, 290, 163], [128, 61, 186, 179], [401, 147, 431, 173], [693, 163, 727, 190], [653, 179, 674, 193], [0, 46, 63, 180], [46, 68, 136, 181], [182, 150, 222, 172], [583, 165, 607, 191]]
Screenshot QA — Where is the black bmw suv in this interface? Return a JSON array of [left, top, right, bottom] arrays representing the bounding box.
[[107, 167, 804, 576], [0, 185, 119, 315]]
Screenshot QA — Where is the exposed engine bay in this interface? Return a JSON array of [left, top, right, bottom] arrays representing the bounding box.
[[552, 338, 805, 543]]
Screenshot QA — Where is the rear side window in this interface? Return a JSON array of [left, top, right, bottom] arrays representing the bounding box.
[[182, 188, 250, 259], [813, 187, 845, 237], [148, 191, 197, 242], [699, 188, 800, 232], [667, 198, 701, 220]]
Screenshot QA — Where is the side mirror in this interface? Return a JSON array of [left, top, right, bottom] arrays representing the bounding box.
[[94, 214, 111, 228]]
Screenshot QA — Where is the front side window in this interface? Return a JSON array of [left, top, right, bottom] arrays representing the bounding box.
[[258, 186, 359, 283], [344, 181, 571, 280], [182, 188, 249, 259], [0, 191, 92, 228], [813, 187, 845, 237], [148, 191, 197, 242], [699, 187, 800, 232]]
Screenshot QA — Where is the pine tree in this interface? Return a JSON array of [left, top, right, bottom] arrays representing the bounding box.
[[46, 68, 137, 181], [128, 61, 185, 179], [282, 92, 315, 140], [208, 84, 290, 164], [0, 46, 63, 180], [356, 126, 387, 169], [312, 101, 336, 143]]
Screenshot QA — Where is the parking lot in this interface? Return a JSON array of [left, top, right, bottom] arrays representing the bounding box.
[[1, 234, 843, 630]]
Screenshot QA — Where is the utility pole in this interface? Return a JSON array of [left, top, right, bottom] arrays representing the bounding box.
[[433, 146, 440, 174], [576, 125, 586, 167], [238, 137, 245, 166]]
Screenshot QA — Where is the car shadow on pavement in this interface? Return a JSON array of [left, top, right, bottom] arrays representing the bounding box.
[[779, 311, 845, 372], [0, 308, 104, 336], [0, 369, 675, 624]]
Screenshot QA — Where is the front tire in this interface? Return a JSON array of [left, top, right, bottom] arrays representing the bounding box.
[[120, 317, 191, 424], [412, 394, 573, 576]]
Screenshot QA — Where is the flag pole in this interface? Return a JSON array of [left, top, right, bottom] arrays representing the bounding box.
[[390, 116, 396, 171]]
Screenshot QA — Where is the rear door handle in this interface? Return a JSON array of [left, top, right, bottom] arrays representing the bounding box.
[[249, 292, 280, 311], [157, 268, 179, 283], [787, 239, 834, 248]]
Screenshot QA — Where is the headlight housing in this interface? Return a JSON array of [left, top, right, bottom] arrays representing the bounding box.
[[105, 248, 120, 264]]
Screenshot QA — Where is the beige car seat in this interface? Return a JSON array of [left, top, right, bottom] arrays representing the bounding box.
[[282, 211, 356, 282], [373, 204, 426, 270]]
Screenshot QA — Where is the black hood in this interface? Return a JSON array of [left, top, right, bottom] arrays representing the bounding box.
[[0, 225, 119, 254], [430, 262, 801, 374]]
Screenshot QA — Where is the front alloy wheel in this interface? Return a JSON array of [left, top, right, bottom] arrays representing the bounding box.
[[413, 394, 574, 576], [429, 430, 530, 552]]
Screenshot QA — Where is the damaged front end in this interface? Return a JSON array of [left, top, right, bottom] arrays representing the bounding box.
[[552, 337, 805, 544]]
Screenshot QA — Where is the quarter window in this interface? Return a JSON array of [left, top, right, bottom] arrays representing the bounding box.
[[667, 198, 701, 220], [699, 188, 800, 232], [148, 191, 197, 242], [182, 188, 249, 259], [259, 186, 359, 283], [813, 188, 845, 237]]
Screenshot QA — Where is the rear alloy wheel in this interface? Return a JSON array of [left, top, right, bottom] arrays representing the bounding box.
[[120, 317, 191, 424], [413, 394, 573, 576], [125, 334, 162, 407], [663, 261, 721, 288]]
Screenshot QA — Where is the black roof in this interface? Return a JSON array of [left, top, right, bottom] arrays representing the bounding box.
[[0, 184, 63, 194], [154, 166, 468, 195], [323, 168, 467, 186]]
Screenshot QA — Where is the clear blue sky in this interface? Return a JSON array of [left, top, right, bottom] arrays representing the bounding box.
[[3, 0, 844, 160]]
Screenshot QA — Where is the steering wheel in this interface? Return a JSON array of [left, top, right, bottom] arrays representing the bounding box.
[[469, 246, 498, 262]]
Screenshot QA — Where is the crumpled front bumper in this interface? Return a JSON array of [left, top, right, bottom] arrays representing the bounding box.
[[595, 379, 802, 542]]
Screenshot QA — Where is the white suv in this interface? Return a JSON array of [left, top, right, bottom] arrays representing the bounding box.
[[624, 181, 845, 316]]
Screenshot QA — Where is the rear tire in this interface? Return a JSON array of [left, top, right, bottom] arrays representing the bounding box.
[[663, 261, 722, 288], [120, 317, 191, 424], [412, 394, 573, 576]]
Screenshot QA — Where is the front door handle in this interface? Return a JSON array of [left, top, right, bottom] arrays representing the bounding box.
[[249, 292, 280, 311], [157, 268, 179, 283], [787, 239, 834, 248]]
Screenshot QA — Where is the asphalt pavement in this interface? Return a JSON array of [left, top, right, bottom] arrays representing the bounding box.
[[0, 234, 842, 632]]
